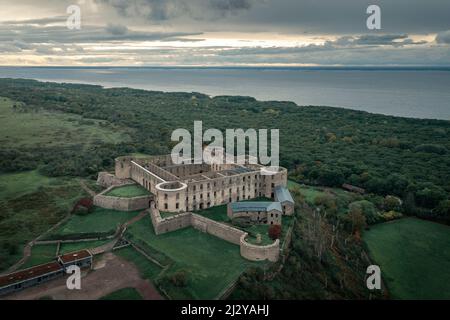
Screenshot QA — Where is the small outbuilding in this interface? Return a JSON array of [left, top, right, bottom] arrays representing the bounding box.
[[0, 262, 64, 296], [228, 201, 283, 225], [274, 186, 295, 215]]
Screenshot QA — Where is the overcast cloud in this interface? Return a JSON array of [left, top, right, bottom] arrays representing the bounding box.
[[0, 0, 448, 66]]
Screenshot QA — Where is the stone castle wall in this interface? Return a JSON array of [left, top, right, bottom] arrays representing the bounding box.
[[240, 235, 280, 262], [191, 214, 246, 245], [96, 172, 133, 188], [148, 205, 279, 262], [94, 186, 153, 212]]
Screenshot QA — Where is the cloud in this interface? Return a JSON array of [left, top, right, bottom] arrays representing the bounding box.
[[331, 34, 428, 47], [2, 16, 67, 26], [105, 23, 128, 35], [436, 30, 450, 44], [96, 0, 256, 21], [0, 24, 202, 44]]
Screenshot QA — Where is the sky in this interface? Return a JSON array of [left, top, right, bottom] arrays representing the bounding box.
[[0, 0, 449, 66]]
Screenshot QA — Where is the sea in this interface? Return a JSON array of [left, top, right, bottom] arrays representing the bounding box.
[[1, 66, 450, 120]]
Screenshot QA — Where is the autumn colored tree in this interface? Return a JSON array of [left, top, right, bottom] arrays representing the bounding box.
[[347, 205, 367, 238], [268, 224, 282, 240]]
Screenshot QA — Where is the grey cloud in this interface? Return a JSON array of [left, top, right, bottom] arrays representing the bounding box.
[[96, 0, 256, 21], [105, 23, 129, 35], [2, 16, 67, 26], [436, 30, 450, 44], [0, 24, 202, 44]]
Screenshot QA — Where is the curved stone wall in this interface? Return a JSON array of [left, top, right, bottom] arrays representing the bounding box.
[[148, 205, 280, 262], [239, 235, 280, 262], [93, 186, 153, 212]]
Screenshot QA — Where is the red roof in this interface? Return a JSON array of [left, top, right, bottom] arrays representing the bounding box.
[[0, 262, 62, 288], [58, 250, 92, 264]]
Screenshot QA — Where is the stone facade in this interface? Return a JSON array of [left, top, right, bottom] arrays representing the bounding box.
[[113, 154, 288, 213]]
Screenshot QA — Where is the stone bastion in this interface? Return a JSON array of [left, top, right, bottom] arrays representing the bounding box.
[[148, 205, 280, 262], [93, 184, 153, 212]]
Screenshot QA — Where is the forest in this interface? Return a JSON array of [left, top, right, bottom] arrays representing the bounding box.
[[0, 78, 449, 224]]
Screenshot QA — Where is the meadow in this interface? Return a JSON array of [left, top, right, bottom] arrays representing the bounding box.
[[47, 208, 140, 238], [125, 217, 262, 299], [363, 217, 450, 299], [0, 97, 129, 149]]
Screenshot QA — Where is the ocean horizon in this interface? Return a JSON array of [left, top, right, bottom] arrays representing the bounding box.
[[1, 66, 450, 120]]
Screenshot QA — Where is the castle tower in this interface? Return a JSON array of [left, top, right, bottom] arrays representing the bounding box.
[[115, 156, 132, 179]]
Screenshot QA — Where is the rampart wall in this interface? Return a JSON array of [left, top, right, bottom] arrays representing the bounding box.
[[148, 205, 279, 261], [93, 186, 153, 212], [240, 235, 280, 262]]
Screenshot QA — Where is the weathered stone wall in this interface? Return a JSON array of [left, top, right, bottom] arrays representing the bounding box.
[[240, 235, 280, 262], [191, 214, 247, 245], [148, 205, 279, 262], [97, 172, 133, 188], [93, 186, 152, 212], [149, 206, 191, 235]]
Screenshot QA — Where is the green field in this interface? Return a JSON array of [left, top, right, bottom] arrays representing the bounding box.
[[21, 244, 57, 269], [115, 247, 163, 280], [364, 218, 450, 299], [0, 97, 129, 148], [105, 184, 150, 198], [0, 171, 89, 271], [100, 287, 143, 300], [125, 217, 261, 299], [194, 204, 230, 222], [49, 207, 140, 237]]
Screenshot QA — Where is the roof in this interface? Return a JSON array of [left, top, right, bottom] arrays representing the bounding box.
[[230, 201, 282, 213], [58, 250, 92, 264], [275, 186, 294, 204], [0, 262, 62, 288]]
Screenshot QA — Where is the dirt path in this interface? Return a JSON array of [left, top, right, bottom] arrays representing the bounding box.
[[5, 253, 163, 300]]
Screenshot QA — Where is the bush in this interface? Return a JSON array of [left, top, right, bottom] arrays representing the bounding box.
[[72, 198, 94, 215], [268, 225, 282, 240], [348, 200, 382, 224], [381, 210, 403, 221], [170, 270, 188, 287]]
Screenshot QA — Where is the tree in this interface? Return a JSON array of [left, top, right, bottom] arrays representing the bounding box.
[[268, 224, 282, 240], [347, 206, 367, 236], [435, 200, 450, 222]]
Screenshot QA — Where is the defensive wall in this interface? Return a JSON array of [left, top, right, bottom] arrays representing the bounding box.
[[148, 205, 279, 262], [93, 185, 153, 212], [96, 172, 134, 188]]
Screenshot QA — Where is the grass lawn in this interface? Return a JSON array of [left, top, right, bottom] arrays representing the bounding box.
[[49, 207, 140, 236], [59, 240, 111, 255], [115, 247, 163, 280], [363, 217, 450, 299], [125, 217, 261, 299], [0, 171, 89, 272], [22, 244, 57, 268], [0, 97, 129, 149], [100, 287, 143, 300], [193, 204, 230, 222], [105, 184, 150, 198]]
